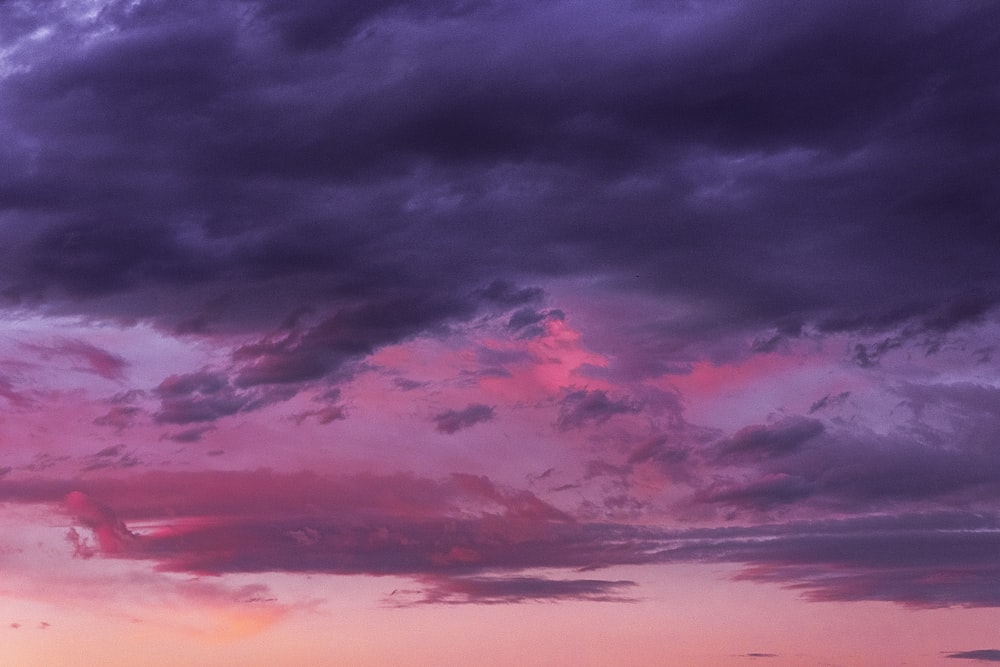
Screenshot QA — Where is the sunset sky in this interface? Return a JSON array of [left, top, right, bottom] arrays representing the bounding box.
[[2, 1, 1000, 665]]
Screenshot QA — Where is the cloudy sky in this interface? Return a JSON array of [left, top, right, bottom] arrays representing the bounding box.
[[1, 1, 999, 665]]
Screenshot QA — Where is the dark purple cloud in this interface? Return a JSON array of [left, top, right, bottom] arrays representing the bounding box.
[[557, 389, 640, 430], [507, 307, 564, 339], [683, 384, 1000, 518], [165, 426, 215, 443], [807, 391, 850, 414], [947, 651, 1000, 662], [392, 377, 428, 391], [475, 280, 544, 308], [713, 417, 824, 462], [231, 294, 478, 387], [82, 445, 140, 471], [93, 406, 143, 430], [393, 575, 638, 606], [0, 0, 994, 363], [292, 404, 347, 425], [507, 308, 546, 332], [153, 372, 250, 424], [433, 403, 496, 434], [698, 437, 1000, 514], [153, 370, 296, 424], [697, 474, 815, 512]]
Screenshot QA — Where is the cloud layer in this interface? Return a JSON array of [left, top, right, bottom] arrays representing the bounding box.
[[0, 2, 999, 663]]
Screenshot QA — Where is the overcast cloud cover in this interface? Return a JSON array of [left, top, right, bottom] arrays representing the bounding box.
[[1, 1, 999, 665]]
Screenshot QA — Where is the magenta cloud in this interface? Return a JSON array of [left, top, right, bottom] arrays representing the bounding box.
[[0, 469, 992, 607]]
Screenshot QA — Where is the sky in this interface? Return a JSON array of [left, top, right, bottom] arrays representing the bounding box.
[[1, 1, 999, 665]]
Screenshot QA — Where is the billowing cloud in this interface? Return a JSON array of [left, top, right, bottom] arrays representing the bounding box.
[[64, 490, 137, 555], [0, 0, 994, 349]]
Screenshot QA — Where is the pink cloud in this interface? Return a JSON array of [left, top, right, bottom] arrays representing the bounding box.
[[2, 469, 1000, 608], [64, 490, 137, 554], [22, 339, 127, 380]]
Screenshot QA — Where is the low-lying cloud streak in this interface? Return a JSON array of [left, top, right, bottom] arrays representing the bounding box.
[[1, 469, 995, 607]]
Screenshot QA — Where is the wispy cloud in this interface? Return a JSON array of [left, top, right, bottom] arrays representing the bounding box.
[[947, 650, 1000, 662], [434, 404, 495, 434]]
